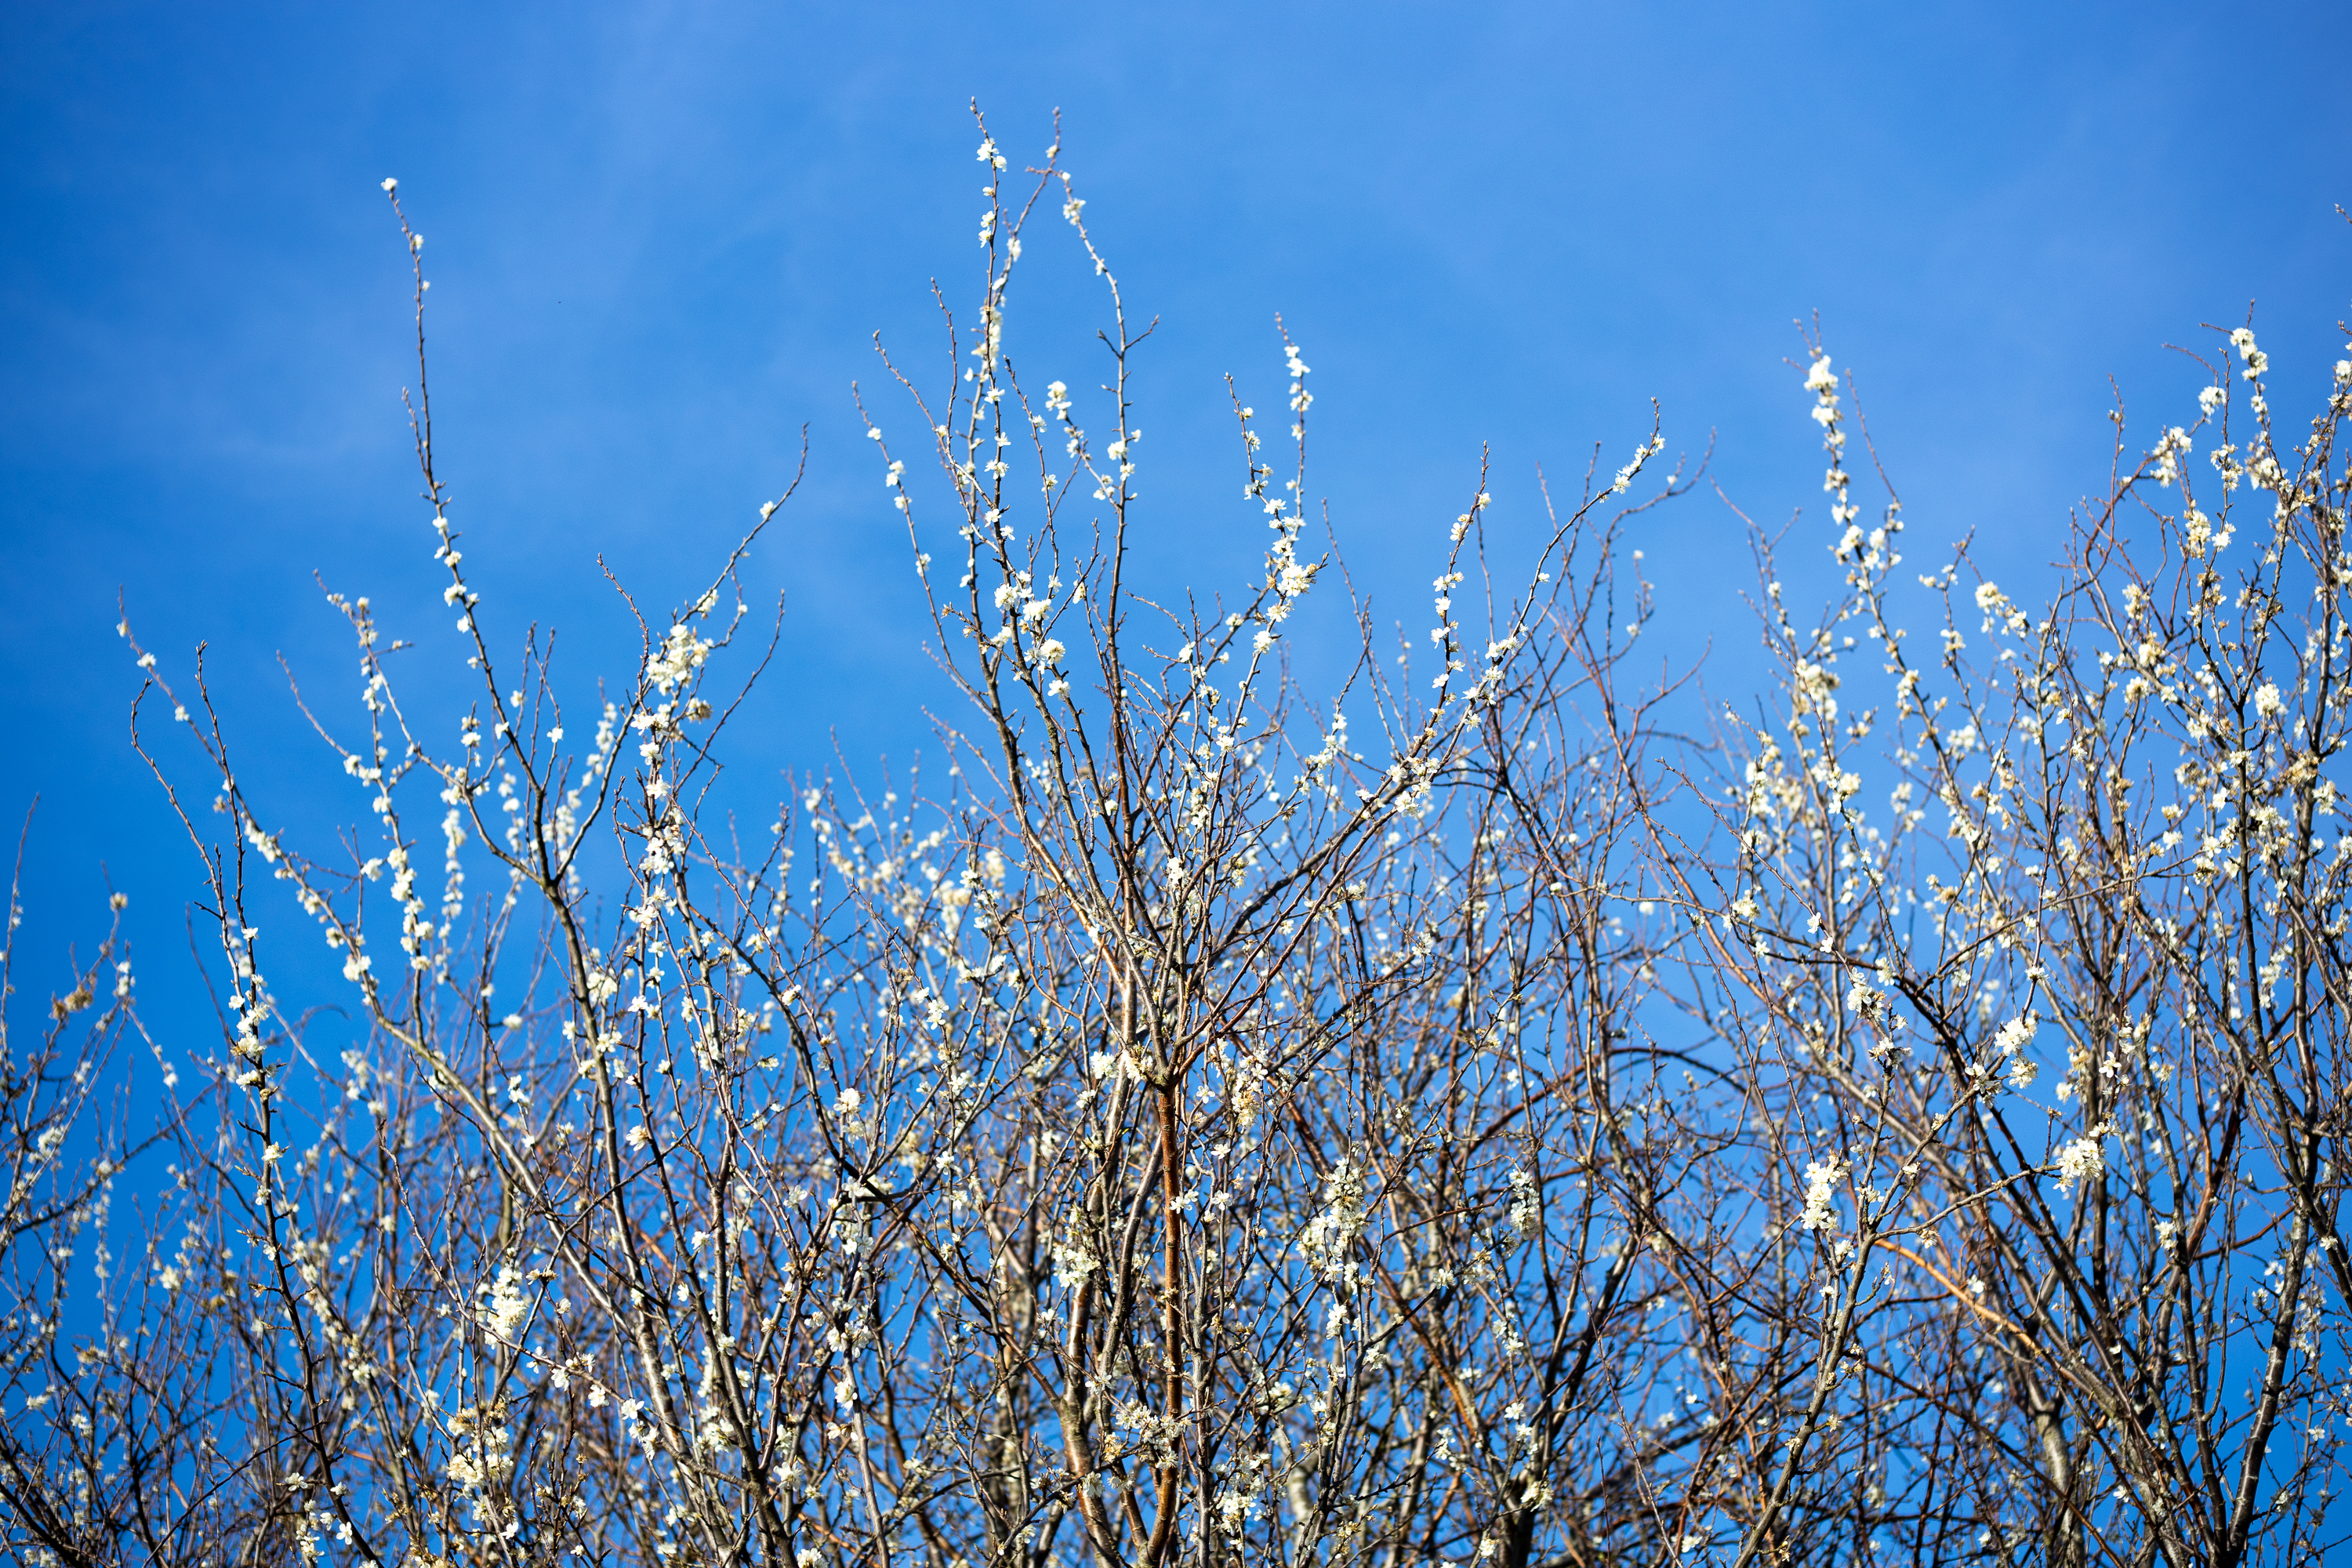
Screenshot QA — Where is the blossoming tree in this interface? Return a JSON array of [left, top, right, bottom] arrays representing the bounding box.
[[4, 115, 2347, 1568]]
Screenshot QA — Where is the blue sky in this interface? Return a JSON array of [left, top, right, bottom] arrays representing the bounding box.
[[3, 2, 2347, 993]]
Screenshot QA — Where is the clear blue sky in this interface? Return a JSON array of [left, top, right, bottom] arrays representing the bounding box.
[[3, 2, 2347, 987]]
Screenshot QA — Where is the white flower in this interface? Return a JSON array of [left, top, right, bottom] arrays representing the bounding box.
[[481, 1265, 531, 1340], [2255, 683, 2285, 721], [1298, 1159, 1368, 1278], [1800, 1158, 1846, 1231], [1049, 1232, 1099, 1289], [1502, 1167, 1540, 1238], [2230, 327, 2268, 379], [2053, 1128, 2109, 1195], [644, 622, 714, 693], [1804, 357, 1837, 394]]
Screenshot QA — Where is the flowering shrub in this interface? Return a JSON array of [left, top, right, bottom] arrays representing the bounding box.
[[3, 114, 2347, 1568]]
